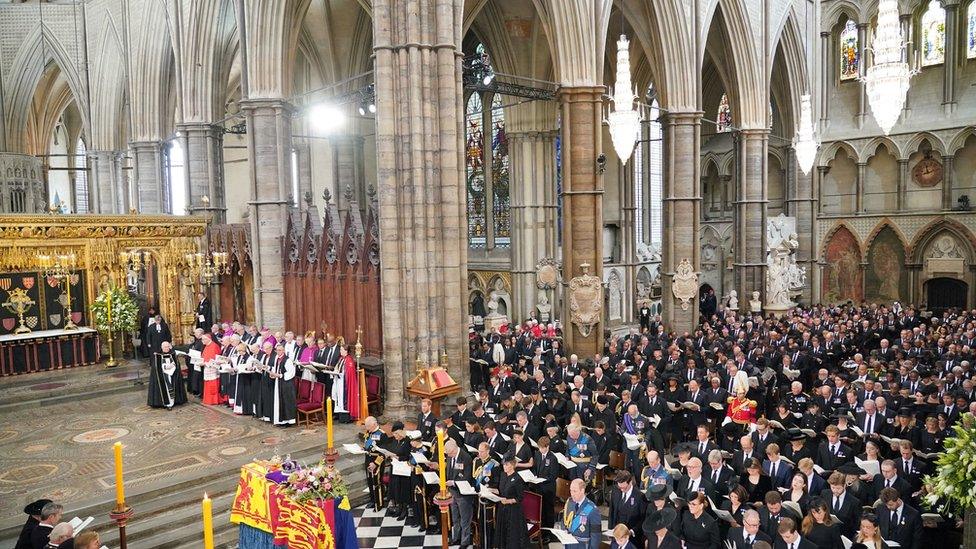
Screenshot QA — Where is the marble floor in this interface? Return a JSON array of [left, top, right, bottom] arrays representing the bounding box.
[[0, 360, 364, 531]]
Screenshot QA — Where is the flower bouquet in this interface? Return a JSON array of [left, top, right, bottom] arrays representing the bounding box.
[[277, 459, 349, 504], [922, 412, 976, 546]]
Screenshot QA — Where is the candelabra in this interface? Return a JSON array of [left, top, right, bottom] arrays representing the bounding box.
[[39, 252, 79, 330], [184, 251, 229, 283]]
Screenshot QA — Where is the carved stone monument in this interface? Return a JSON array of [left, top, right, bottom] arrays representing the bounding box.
[[726, 290, 739, 311], [672, 258, 698, 311], [568, 263, 603, 337], [750, 291, 763, 313], [764, 214, 806, 315]]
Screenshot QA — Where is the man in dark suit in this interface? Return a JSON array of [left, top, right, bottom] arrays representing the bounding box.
[[533, 436, 561, 534], [872, 460, 914, 503], [194, 291, 212, 331], [762, 443, 794, 489], [704, 449, 737, 498], [731, 434, 759, 474], [691, 425, 719, 462], [814, 426, 853, 472], [877, 487, 923, 549], [751, 419, 776, 458], [609, 470, 647, 548], [727, 509, 773, 549], [896, 441, 929, 493], [821, 472, 861, 538], [759, 492, 800, 539], [774, 517, 817, 549], [675, 457, 717, 501], [683, 379, 709, 437], [444, 440, 474, 547]]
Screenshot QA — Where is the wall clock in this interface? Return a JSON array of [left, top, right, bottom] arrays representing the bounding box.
[[913, 154, 944, 187]]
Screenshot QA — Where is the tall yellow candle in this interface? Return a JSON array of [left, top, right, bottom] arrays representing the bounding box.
[[113, 441, 125, 506], [106, 290, 112, 325], [437, 430, 447, 494], [326, 397, 334, 449], [202, 492, 214, 549]]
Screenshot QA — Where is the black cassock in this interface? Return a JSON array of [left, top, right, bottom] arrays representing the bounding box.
[[147, 352, 188, 408], [493, 471, 529, 549], [187, 338, 205, 396], [146, 321, 172, 356], [257, 353, 297, 425], [232, 352, 257, 416]]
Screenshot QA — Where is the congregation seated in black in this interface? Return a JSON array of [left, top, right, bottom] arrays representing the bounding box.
[[360, 304, 973, 549]]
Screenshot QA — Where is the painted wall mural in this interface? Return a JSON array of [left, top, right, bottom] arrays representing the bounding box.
[[822, 226, 863, 304], [864, 227, 908, 303]]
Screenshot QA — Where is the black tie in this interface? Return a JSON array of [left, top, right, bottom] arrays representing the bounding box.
[[834, 496, 840, 511], [890, 510, 898, 532], [770, 462, 777, 479], [713, 469, 719, 483]]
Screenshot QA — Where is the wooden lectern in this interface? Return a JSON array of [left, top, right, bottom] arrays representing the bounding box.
[[406, 353, 460, 416]]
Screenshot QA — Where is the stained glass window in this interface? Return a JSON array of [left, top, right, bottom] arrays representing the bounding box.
[[968, 1, 976, 59], [840, 20, 859, 80], [465, 93, 486, 248], [648, 99, 663, 247], [717, 93, 732, 133], [922, 1, 946, 66], [490, 94, 510, 247], [555, 123, 562, 246]]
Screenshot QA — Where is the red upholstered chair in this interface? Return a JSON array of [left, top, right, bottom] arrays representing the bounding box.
[[365, 373, 383, 415], [297, 379, 313, 405], [522, 490, 544, 548], [297, 382, 326, 427]]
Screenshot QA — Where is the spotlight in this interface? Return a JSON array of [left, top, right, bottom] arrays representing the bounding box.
[[308, 104, 345, 134], [483, 73, 494, 86], [368, 103, 376, 114], [358, 105, 367, 116]]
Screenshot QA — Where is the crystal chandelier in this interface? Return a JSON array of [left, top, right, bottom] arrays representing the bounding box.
[[862, 0, 914, 135], [607, 34, 641, 164], [794, 94, 817, 175]]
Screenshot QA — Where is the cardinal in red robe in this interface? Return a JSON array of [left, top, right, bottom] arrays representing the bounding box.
[[201, 334, 224, 405], [340, 345, 360, 421]]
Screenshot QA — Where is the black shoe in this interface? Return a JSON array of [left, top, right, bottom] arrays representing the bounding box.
[[427, 526, 440, 535], [396, 510, 408, 521]]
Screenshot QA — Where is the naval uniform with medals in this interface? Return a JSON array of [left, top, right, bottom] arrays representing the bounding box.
[[473, 453, 499, 549], [363, 426, 390, 510], [562, 494, 602, 549]]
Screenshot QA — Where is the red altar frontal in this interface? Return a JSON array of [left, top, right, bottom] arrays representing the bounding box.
[[0, 327, 100, 375]]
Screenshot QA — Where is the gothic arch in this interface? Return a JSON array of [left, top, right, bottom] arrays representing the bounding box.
[[864, 219, 910, 252], [617, 0, 695, 110], [904, 132, 949, 158], [821, 0, 862, 32], [88, 15, 127, 150], [860, 136, 904, 162], [769, 10, 808, 133], [706, 0, 765, 128], [4, 24, 89, 152], [947, 127, 976, 155], [820, 224, 864, 304], [819, 221, 862, 259], [908, 219, 976, 263], [817, 140, 858, 167]]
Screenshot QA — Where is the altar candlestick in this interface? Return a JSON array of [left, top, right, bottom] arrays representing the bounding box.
[[437, 430, 447, 494], [106, 290, 112, 325], [327, 397, 334, 449], [113, 441, 125, 506], [202, 492, 214, 549]]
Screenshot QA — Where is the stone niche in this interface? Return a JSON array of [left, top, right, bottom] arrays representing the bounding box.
[[0, 154, 45, 213]]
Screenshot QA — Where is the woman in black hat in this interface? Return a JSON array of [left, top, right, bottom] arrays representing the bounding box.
[[387, 425, 413, 521], [643, 507, 680, 549], [15, 499, 51, 549], [678, 493, 719, 549], [493, 457, 529, 549]]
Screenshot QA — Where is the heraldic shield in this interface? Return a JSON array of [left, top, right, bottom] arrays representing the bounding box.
[[568, 263, 602, 337]]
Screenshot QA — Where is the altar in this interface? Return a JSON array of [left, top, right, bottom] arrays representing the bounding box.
[[0, 327, 99, 375]]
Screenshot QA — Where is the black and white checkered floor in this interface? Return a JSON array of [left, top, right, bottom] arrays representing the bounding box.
[[351, 505, 610, 548]]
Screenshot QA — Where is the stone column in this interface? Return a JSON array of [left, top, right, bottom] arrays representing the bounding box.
[[900, 13, 913, 117], [898, 159, 909, 210], [88, 150, 122, 214], [240, 99, 294, 330], [734, 129, 768, 304], [820, 31, 831, 128], [856, 162, 867, 212], [179, 123, 226, 223], [373, 0, 468, 412], [558, 86, 605, 356], [661, 111, 702, 332], [293, 141, 313, 207], [130, 141, 166, 214], [857, 23, 869, 129], [619, 153, 637, 323], [943, 155, 955, 210], [790, 153, 816, 303], [331, 135, 365, 213], [943, 1, 959, 114], [509, 129, 558, 321], [813, 166, 829, 304]]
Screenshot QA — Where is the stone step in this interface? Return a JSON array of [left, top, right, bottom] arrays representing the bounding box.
[[0, 444, 368, 548]]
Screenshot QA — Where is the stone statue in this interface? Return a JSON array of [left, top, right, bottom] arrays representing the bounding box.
[[765, 230, 806, 311], [727, 290, 739, 310], [487, 291, 499, 314], [750, 291, 762, 313], [536, 291, 552, 323]]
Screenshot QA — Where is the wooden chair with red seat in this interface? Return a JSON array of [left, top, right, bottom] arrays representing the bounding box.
[[296, 378, 313, 405], [365, 373, 383, 415], [297, 381, 326, 427], [522, 490, 545, 549], [556, 477, 571, 504]]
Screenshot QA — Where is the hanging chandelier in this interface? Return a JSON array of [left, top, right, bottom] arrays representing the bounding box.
[[862, 0, 915, 135], [607, 34, 641, 164], [794, 94, 818, 175]]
